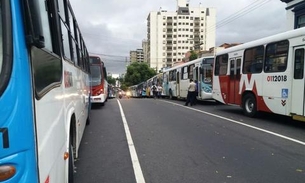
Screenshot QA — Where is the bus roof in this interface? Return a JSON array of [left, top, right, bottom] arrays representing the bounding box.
[[163, 56, 214, 72], [216, 27, 305, 56]]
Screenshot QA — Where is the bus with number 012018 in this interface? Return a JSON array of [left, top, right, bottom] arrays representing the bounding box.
[[162, 56, 214, 100], [0, 0, 91, 182], [89, 55, 108, 106], [212, 27, 305, 121]]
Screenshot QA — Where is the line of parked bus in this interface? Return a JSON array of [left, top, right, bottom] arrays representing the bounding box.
[[129, 56, 214, 101], [130, 27, 305, 122]]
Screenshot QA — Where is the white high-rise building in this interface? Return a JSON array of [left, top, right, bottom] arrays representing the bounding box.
[[147, 0, 216, 71]]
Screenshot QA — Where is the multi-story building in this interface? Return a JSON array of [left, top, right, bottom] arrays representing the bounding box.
[[142, 39, 148, 63], [147, 0, 216, 71], [136, 49, 144, 62], [129, 49, 144, 63], [280, 0, 305, 30], [129, 51, 137, 63]]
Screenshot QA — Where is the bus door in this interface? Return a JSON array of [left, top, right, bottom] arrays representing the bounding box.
[[176, 71, 180, 97], [229, 57, 241, 104], [291, 47, 305, 115], [194, 66, 200, 97]]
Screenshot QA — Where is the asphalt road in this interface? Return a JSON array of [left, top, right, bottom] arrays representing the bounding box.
[[75, 97, 305, 183]]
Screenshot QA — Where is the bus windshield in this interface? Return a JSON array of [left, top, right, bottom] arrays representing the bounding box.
[[90, 65, 102, 86], [202, 58, 213, 84]]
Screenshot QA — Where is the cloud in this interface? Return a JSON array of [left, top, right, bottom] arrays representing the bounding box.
[[70, 0, 288, 74]]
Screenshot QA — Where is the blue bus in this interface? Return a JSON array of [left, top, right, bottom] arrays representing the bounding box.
[[0, 0, 90, 182]]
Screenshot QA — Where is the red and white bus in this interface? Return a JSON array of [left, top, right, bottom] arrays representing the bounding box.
[[89, 55, 108, 106], [213, 27, 305, 121]]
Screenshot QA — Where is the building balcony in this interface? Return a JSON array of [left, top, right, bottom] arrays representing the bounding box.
[[167, 19, 173, 23]]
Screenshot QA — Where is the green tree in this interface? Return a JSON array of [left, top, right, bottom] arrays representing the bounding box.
[[123, 62, 157, 86], [189, 50, 198, 61], [107, 76, 116, 85]]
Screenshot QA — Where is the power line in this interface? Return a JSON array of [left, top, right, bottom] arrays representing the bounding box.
[[90, 1, 273, 62], [205, 0, 271, 34]]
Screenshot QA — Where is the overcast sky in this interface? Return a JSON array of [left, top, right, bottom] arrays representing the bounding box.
[[70, 0, 287, 75]]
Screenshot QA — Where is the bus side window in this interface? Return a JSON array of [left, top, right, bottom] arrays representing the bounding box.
[[264, 40, 289, 73], [294, 48, 304, 79], [215, 54, 228, 76], [215, 55, 228, 76], [243, 46, 264, 74]]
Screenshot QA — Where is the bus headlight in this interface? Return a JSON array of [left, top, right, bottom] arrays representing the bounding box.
[[0, 165, 16, 181]]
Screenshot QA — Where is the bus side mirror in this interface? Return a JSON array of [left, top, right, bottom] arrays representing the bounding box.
[[23, 0, 45, 48]]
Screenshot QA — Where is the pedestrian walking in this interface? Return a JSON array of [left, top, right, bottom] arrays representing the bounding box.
[[151, 83, 157, 99], [185, 79, 196, 106], [157, 84, 163, 98]]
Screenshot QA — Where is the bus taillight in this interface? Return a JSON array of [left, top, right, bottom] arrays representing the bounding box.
[[0, 165, 16, 181]]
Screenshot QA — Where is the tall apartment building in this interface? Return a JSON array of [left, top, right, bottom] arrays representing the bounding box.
[[129, 49, 144, 63], [147, 0, 216, 71], [129, 51, 137, 62], [142, 39, 149, 63]]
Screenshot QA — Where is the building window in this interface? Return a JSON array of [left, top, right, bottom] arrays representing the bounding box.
[[293, 3, 305, 28], [296, 14, 305, 28]]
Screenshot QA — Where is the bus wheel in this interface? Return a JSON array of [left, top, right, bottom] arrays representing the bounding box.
[[242, 93, 257, 117], [68, 141, 75, 183]]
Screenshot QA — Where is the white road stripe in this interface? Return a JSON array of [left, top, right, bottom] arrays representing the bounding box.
[[163, 100, 305, 146], [117, 100, 146, 183]]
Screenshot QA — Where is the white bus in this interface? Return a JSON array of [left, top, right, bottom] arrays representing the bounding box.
[[162, 56, 214, 100], [146, 73, 164, 97], [0, 0, 90, 182], [213, 27, 305, 121]]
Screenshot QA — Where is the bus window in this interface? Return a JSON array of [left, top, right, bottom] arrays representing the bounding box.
[[294, 48, 304, 79], [243, 46, 264, 74], [182, 66, 188, 79], [90, 65, 102, 86], [188, 64, 194, 79], [215, 54, 228, 76], [264, 40, 289, 73]]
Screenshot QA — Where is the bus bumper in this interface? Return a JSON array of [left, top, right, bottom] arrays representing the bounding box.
[[199, 92, 213, 100], [91, 94, 106, 104]]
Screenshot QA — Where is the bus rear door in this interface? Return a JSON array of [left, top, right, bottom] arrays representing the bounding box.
[[291, 46, 305, 116], [228, 57, 242, 104]]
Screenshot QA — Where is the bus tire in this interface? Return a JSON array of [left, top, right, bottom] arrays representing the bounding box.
[[68, 140, 74, 183], [242, 93, 257, 117]]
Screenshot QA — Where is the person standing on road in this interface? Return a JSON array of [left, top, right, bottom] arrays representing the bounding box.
[[152, 83, 157, 99], [185, 79, 196, 106], [157, 84, 163, 98]]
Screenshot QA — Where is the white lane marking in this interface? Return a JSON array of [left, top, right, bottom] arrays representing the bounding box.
[[117, 100, 146, 183], [162, 100, 305, 146]]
